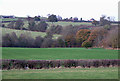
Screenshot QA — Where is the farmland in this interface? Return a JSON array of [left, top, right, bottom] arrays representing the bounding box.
[[1, 27, 60, 39], [2, 47, 118, 60], [0, 17, 118, 79], [2, 67, 118, 79], [2, 21, 92, 28], [47, 21, 92, 27]]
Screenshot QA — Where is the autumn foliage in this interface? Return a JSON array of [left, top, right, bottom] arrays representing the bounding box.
[[76, 29, 91, 47]]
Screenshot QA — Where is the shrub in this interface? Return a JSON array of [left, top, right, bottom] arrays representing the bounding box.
[[49, 60, 61, 68]]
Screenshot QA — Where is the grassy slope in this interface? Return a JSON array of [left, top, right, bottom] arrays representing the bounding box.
[[2, 48, 118, 60], [1, 18, 18, 21], [3, 21, 92, 28], [1, 27, 60, 39], [2, 67, 118, 79], [47, 21, 92, 27], [2, 21, 92, 39]]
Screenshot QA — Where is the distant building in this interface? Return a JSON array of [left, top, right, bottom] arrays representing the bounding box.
[[89, 18, 95, 21], [0, 15, 15, 19]]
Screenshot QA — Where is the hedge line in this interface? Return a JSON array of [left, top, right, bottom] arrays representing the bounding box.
[[1, 59, 120, 70]]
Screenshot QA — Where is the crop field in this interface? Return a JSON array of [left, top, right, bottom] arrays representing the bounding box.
[[2, 47, 118, 60], [2, 67, 118, 79], [1, 27, 60, 39]]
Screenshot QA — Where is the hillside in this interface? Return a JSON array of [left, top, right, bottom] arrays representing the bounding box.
[[1, 27, 60, 39]]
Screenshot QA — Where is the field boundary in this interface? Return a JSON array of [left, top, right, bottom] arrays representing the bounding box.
[[1, 59, 120, 70]]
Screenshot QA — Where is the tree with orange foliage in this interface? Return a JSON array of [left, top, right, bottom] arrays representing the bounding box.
[[76, 29, 91, 47], [87, 27, 107, 47], [64, 34, 76, 47]]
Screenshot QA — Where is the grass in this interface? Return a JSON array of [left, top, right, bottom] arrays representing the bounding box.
[[1, 27, 60, 39], [2, 67, 118, 79], [1, 18, 18, 21], [47, 21, 92, 27], [2, 21, 92, 28], [2, 47, 118, 60]]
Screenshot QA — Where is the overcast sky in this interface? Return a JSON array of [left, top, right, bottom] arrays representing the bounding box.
[[0, 0, 119, 20]]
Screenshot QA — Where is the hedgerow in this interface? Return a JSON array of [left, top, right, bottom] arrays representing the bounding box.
[[1, 59, 120, 70]]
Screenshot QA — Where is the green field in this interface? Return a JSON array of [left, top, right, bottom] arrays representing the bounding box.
[[2, 67, 118, 79], [22, 21, 92, 28], [1, 27, 60, 39], [2, 47, 118, 60], [1, 18, 18, 22], [47, 21, 92, 27], [3, 21, 92, 28]]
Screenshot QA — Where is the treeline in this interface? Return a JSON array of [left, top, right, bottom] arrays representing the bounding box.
[[1, 59, 120, 70], [5, 19, 48, 32], [2, 25, 119, 48]]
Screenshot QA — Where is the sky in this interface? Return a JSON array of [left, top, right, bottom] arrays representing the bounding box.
[[0, 0, 119, 21]]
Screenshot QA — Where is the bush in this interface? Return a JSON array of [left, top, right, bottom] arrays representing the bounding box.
[[49, 60, 61, 68]]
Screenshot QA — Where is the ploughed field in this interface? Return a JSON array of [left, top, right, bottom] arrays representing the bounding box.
[[2, 67, 118, 79], [2, 47, 118, 60]]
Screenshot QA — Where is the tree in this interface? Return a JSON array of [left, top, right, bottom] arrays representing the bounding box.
[[88, 27, 107, 47], [18, 33, 34, 47], [47, 25, 63, 34], [48, 14, 58, 23], [34, 16, 40, 21], [102, 27, 119, 48], [64, 34, 76, 47], [57, 37, 65, 47], [36, 21, 48, 32], [2, 32, 18, 47], [14, 19, 24, 30], [81, 40, 92, 48], [34, 36, 44, 48], [28, 20, 36, 31], [92, 20, 99, 26], [99, 16, 111, 26], [76, 29, 91, 47], [7, 22, 15, 29], [41, 38, 53, 48]]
